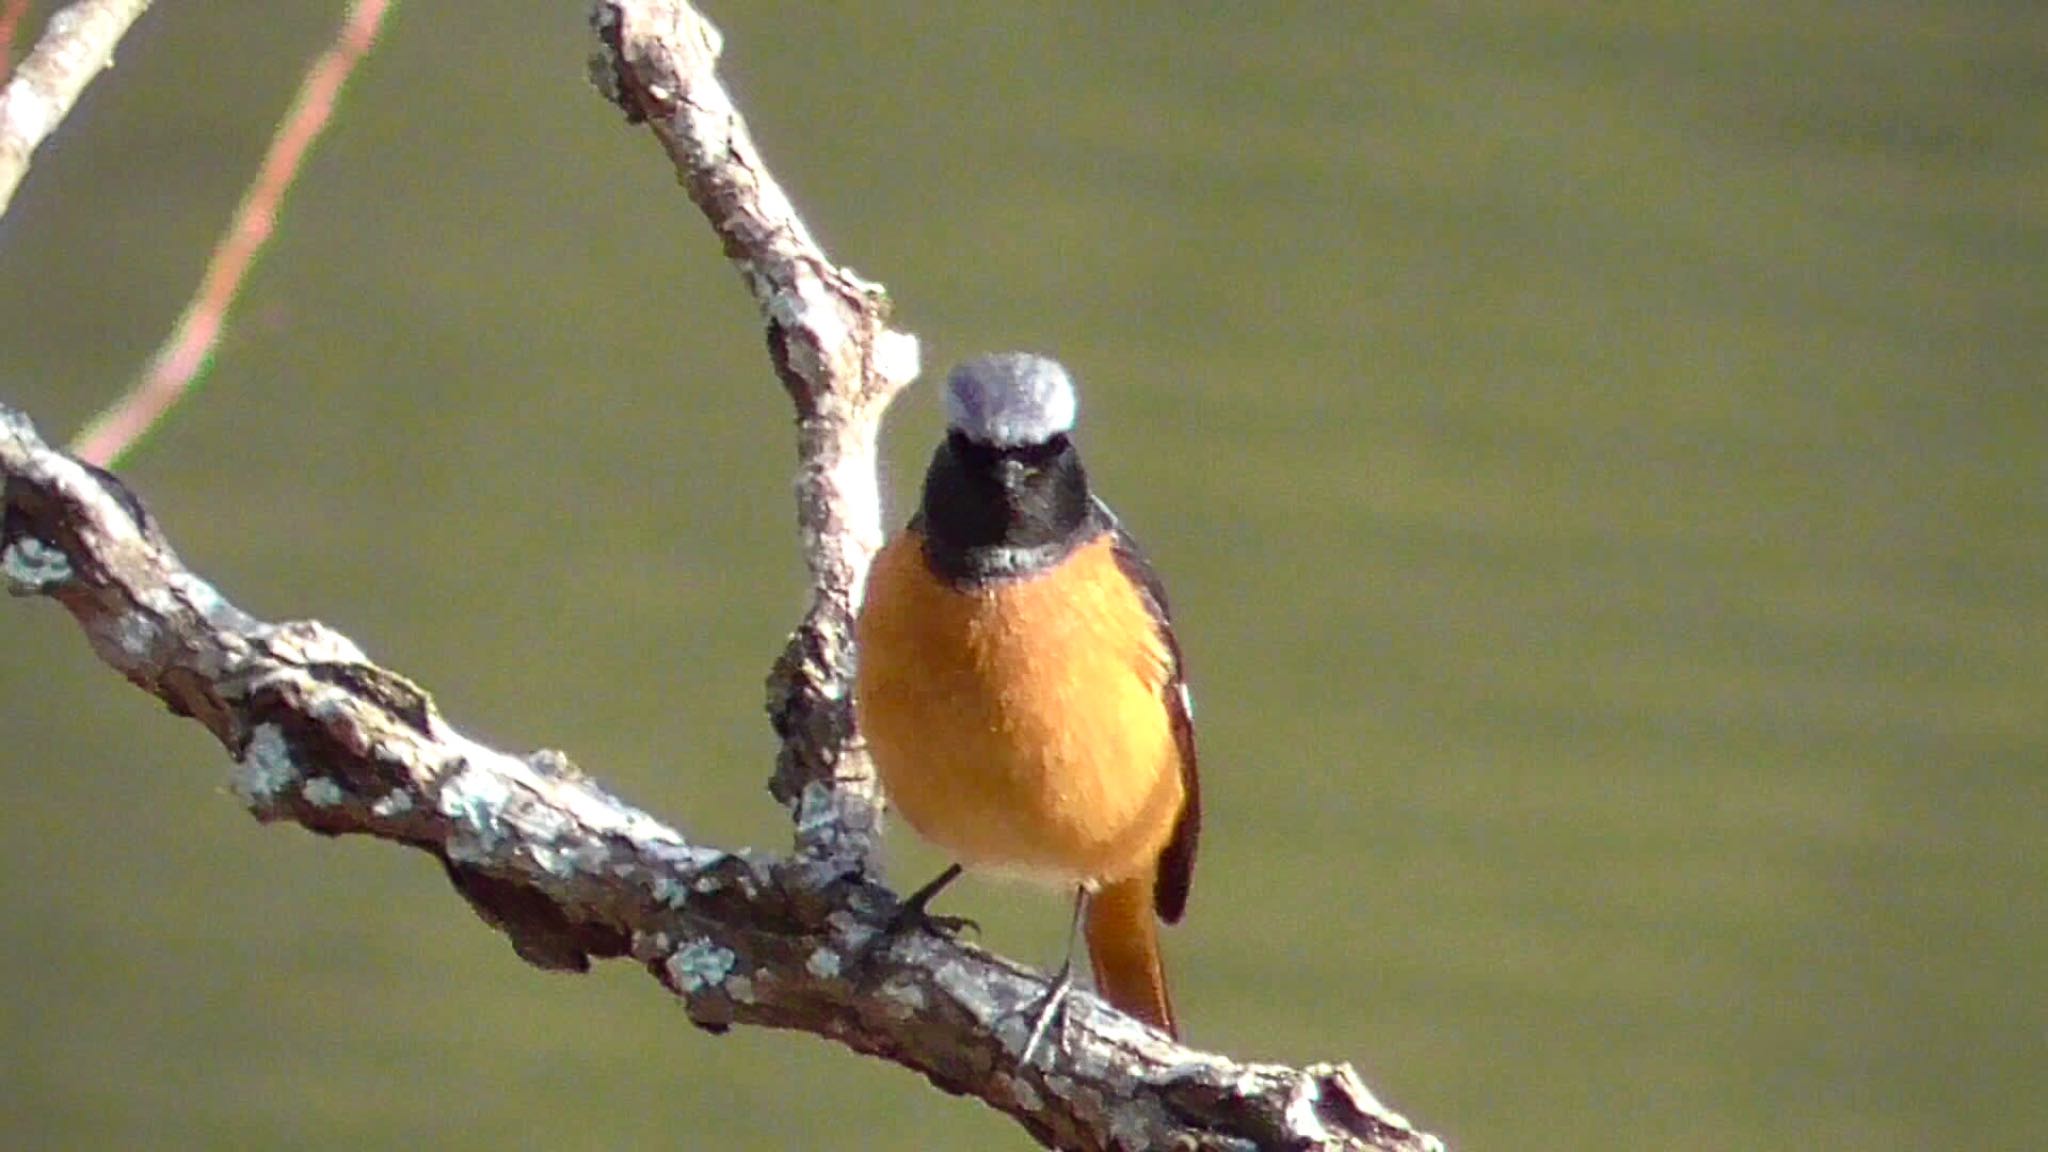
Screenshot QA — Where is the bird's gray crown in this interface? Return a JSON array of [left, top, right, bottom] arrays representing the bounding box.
[[943, 353, 1078, 447]]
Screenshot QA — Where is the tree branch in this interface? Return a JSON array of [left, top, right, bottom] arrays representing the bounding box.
[[587, 0, 915, 883], [2, 407, 1439, 1150], [0, 0, 153, 218], [0, 1, 1445, 1148]]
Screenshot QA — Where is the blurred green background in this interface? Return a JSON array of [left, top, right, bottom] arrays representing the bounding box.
[[3, 2, 2044, 1148]]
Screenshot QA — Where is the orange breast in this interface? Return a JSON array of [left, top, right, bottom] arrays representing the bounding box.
[[854, 531, 1185, 885]]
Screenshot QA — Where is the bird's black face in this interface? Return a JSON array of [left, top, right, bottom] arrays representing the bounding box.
[[919, 431, 1099, 584]]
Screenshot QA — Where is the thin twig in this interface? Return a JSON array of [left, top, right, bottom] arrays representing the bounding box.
[[0, 0, 39, 80], [70, 0, 392, 467], [0, 0, 152, 218]]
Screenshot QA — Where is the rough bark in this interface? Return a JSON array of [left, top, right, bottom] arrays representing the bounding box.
[[2, 408, 1441, 1151], [0, 2, 1446, 1148]]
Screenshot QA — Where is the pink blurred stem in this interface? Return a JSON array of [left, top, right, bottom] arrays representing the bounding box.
[[71, 0, 392, 468], [0, 0, 34, 78]]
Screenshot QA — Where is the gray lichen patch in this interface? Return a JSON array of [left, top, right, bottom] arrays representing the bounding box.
[[110, 610, 162, 663], [992, 1011, 1032, 1055], [805, 947, 842, 980], [876, 974, 927, 1018], [650, 875, 689, 910], [300, 777, 345, 807], [929, 954, 1008, 1029], [668, 937, 737, 993], [437, 762, 515, 862], [530, 836, 613, 880], [825, 909, 875, 953], [370, 790, 413, 818], [0, 535, 71, 592], [794, 780, 839, 838], [233, 722, 301, 808]]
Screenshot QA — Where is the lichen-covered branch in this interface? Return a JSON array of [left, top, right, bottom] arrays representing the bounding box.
[[2, 407, 1440, 1152], [587, 0, 919, 884], [0, 0, 154, 218], [2, 1, 1446, 1147]]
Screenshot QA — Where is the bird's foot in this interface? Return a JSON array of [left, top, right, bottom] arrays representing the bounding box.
[[885, 894, 980, 943], [854, 864, 977, 970], [893, 906, 980, 940], [886, 861, 980, 939], [1015, 963, 1077, 1067]]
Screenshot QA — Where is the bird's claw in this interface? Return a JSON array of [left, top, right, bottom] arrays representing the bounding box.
[[898, 907, 980, 940], [1016, 968, 1077, 1066], [852, 865, 977, 971]]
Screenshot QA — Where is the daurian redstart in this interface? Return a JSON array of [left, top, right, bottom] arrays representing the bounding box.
[[854, 352, 1200, 1039]]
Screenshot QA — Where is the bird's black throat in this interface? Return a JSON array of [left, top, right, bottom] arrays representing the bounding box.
[[918, 431, 1102, 585]]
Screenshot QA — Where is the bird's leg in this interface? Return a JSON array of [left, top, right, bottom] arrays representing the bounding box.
[[854, 863, 979, 973], [1018, 887, 1089, 1065], [889, 862, 979, 938]]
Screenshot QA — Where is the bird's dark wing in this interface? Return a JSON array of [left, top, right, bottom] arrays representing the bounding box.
[[1094, 497, 1201, 925]]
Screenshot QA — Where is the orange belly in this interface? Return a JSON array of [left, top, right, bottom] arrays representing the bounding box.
[[854, 531, 1185, 885]]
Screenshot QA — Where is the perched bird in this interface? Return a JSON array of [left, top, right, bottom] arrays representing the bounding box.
[[854, 352, 1200, 1041]]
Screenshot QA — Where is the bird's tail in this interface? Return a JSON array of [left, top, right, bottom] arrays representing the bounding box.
[[1084, 872, 1177, 1038]]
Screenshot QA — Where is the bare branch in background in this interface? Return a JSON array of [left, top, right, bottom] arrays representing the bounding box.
[[71, 0, 392, 467], [0, 0, 1444, 1147], [0, 0, 152, 218], [1, 0, 41, 77]]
